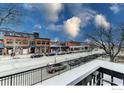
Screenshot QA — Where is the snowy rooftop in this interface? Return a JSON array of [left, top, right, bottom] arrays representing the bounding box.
[[37, 60, 124, 85]]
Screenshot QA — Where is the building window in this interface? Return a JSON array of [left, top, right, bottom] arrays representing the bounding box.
[[30, 41, 34, 46], [23, 40, 28, 44], [37, 41, 41, 44], [6, 39, 13, 44], [15, 40, 22, 45], [42, 41, 45, 45], [46, 42, 49, 45]]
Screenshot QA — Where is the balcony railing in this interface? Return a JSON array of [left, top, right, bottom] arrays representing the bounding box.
[[76, 67, 124, 86], [0, 53, 102, 86]]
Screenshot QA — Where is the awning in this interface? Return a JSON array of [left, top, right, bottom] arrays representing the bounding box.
[[69, 46, 84, 48], [30, 46, 35, 48]]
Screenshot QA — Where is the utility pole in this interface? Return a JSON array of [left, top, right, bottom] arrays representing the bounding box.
[[55, 52, 57, 64], [13, 37, 16, 58]]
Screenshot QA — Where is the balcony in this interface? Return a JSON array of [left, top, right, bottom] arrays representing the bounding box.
[[0, 52, 102, 86], [39, 60, 124, 86]]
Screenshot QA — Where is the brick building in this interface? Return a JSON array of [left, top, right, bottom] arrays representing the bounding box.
[[50, 40, 68, 53], [0, 29, 50, 55], [65, 41, 81, 52], [4, 36, 31, 55], [0, 29, 93, 55], [35, 38, 50, 53], [65, 41, 81, 46]]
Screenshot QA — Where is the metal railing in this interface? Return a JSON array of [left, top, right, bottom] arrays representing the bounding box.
[[0, 53, 102, 86], [76, 67, 124, 86]]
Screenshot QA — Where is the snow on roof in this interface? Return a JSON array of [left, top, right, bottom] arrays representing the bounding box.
[[40, 60, 124, 85]]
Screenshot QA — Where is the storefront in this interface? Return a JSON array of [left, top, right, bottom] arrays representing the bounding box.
[[35, 46, 50, 54], [50, 45, 69, 53], [4, 46, 13, 55], [20, 46, 30, 54], [30, 46, 35, 53], [22, 48, 28, 54], [4, 46, 30, 55]]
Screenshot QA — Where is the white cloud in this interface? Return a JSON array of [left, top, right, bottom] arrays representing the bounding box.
[[54, 37, 59, 42], [23, 4, 96, 35], [63, 17, 81, 38], [76, 9, 96, 28], [34, 24, 42, 29], [33, 24, 42, 32], [67, 4, 96, 28], [42, 3, 62, 22], [23, 4, 33, 10], [95, 14, 110, 30], [110, 4, 120, 14], [46, 24, 62, 31], [84, 39, 91, 43], [23, 3, 62, 22], [45, 4, 96, 38]]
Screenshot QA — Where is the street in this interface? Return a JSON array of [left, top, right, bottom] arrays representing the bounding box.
[[0, 50, 103, 85], [0, 49, 104, 78]]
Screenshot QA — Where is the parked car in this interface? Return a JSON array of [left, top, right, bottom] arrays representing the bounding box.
[[78, 53, 102, 63], [46, 52, 56, 56], [66, 51, 73, 54], [57, 51, 66, 55], [68, 59, 81, 66], [47, 63, 67, 74], [30, 54, 43, 58], [79, 57, 88, 63]]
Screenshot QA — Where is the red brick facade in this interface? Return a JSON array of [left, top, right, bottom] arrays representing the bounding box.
[[35, 38, 50, 53], [4, 36, 30, 47], [65, 41, 81, 47]]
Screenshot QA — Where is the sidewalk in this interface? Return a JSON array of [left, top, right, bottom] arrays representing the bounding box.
[[0, 54, 32, 61], [0, 49, 104, 62]]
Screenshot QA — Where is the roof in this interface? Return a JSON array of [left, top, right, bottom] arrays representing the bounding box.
[[69, 46, 86, 48], [35, 38, 50, 40], [4, 35, 31, 38], [65, 41, 81, 43]]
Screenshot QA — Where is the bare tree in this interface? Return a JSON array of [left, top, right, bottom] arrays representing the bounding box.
[[0, 4, 22, 56], [0, 4, 22, 26], [86, 25, 124, 62]]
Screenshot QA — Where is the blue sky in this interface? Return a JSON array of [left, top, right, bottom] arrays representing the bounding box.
[[0, 3, 124, 42]]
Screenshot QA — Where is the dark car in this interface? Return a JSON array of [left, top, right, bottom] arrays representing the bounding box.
[[78, 57, 87, 63], [68, 59, 81, 66], [30, 54, 43, 58], [66, 51, 73, 54], [79, 53, 102, 63], [47, 63, 67, 74]]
